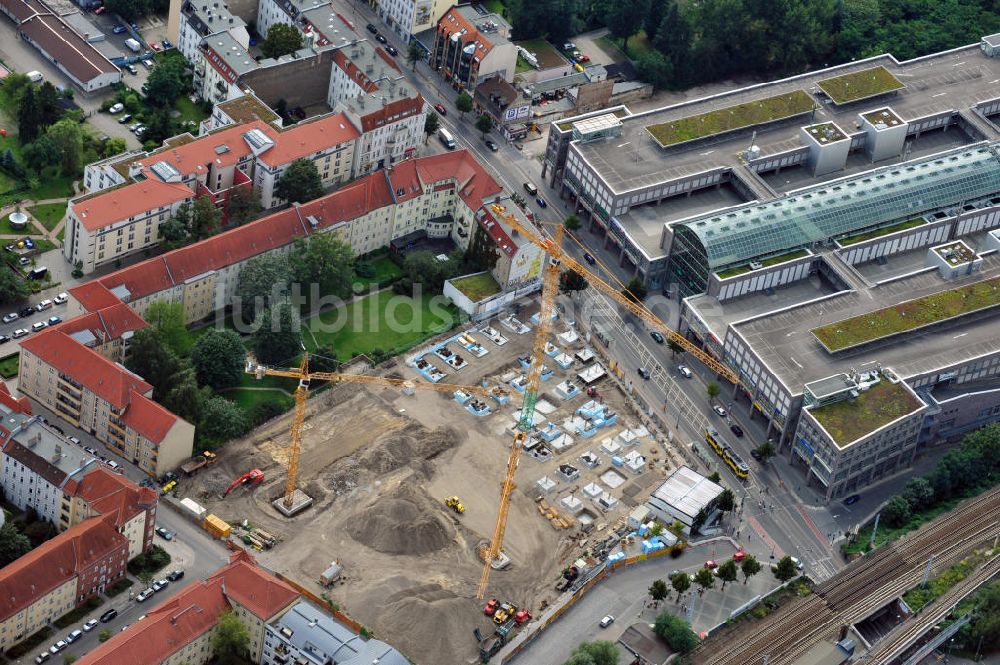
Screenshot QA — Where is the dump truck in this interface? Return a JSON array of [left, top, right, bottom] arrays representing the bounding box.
[[445, 496, 465, 514], [477, 617, 519, 662], [180, 451, 217, 476]]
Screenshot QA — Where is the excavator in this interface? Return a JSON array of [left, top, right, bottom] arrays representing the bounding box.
[[223, 469, 264, 497]]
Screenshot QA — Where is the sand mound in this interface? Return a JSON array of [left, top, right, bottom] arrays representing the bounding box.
[[374, 583, 476, 665], [346, 487, 454, 554], [357, 423, 461, 475]]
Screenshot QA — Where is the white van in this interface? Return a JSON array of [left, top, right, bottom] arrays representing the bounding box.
[[26, 71, 43, 83], [438, 128, 456, 150], [124, 38, 142, 53]]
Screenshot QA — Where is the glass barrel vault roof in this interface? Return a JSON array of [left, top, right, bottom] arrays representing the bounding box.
[[672, 143, 1000, 269]]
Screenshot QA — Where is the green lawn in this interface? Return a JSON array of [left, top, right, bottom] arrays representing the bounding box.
[[601, 32, 652, 60], [0, 215, 39, 236], [808, 380, 922, 447], [812, 275, 1000, 351], [646, 90, 815, 147], [817, 66, 904, 104], [27, 202, 67, 231], [223, 387, 294, 413], [450, 272, 501, 301], [717, 249, 810, 279], [353, 254, 403, 289], [57, 225, 64, 242], [0, 353, 19, 378], [839, 217, 926, 246], [174, 96, 209, 127], [482, 0, 505, 14], [238, 370, 298, 391], [307, 290, 459, 360]]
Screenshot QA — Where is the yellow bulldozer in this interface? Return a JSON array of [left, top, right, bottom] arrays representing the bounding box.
[[444, 496, 465, 514]]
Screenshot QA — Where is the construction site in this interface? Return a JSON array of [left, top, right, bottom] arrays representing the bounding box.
[[177, 291, 688, 663]]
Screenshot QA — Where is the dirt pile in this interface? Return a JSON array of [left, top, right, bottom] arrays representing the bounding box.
[[346, 485, 455, 554]]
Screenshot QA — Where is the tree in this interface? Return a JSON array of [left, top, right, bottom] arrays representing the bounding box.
[[17, 85, 41, 142], [46, 119, 85, 175], [22, 135, 59, 172], [103, 136, 128, 158], [252, 302, 303, 365], [198, 396, 247, 445], [563, 214, 581, 231], [559, 269, 588, 293], [605, 0, 649, 53], [0, 521, 31, 566], [755, 440, 777, 463], [37, 81, 61, 129], [275, 158, 323, 204], [670, 570, 691, 600], [191, 329, 245, 390], [653, 612, 699, 653], [667, 338, 684, 358], [708, 471, 721, 484], [694, 567, 715, 594], [901, 477, 935, 512], [652, 1, 691, 82], [648, 578, 669, 605], [717, 559, 738, 590], [423, 112, 441, 144], [402, 249, 462, 291], [740, 554, 762, 584], [773, 555, 798, 583], [226, 185, 261, 226], [291, 233, 354, 300], [126, 329, 184, 396], [706, 381, 720, 402], [236, 253, 292, 322], [189, 195, 222, 240], [691, 507, 709, 534], [145, 301, 191, 356], [0, 267, 31, 305], [144, 57, 187, 105], [455, 91, 473, 118], [260, 23, 304, 59], [622, 276, 647, 302], [105, 0, 151, 21], [212, 609, 251, 664], [162, 370, 207, 425], [407, 41, 424, 71], [98, 629, 112, 642], [564, 641, 618, 665], [967, 580, 1000, 653], [475, 112, 494, 138], [141, 106, 177, 146], [717, 488, 735, 513], [309, 344, 339, 374], [882, 495, 912, 528], [637, 50, 674, 90]]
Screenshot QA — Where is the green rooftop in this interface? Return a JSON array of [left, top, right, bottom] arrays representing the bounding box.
[[645, 90, 815, 147], [817, 66, 904, 104], [812, 275, 1000, 351], [809, 379, 922, 447], [450, 272, 501, 301], [839, 217, 926, 246], [716, 249, 810, 279]]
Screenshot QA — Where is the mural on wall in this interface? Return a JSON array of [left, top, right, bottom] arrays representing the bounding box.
[[414, 0, 433, 27]]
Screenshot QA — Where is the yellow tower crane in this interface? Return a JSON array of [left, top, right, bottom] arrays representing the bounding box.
[[245, 355, 495, 511]]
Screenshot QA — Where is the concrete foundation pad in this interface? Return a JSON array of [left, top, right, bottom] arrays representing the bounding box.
[[272, 489, 315, 517]]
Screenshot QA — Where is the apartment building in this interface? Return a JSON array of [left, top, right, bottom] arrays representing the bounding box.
[[74, 149, 505, 327], [0, 515, 128, 651], [177, 0, 249, 64], [77, 551, 300, 665], [17, 321, 194, 477], [66, 467, 158, 560], [431, 5, 516, 90], [66, 114, 358, 273], [370, 0, 451, 40]]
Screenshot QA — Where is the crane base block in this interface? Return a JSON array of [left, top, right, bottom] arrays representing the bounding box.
[[272, 489, 314, 517]]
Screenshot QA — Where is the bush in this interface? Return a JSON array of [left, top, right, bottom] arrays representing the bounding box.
[[654, 612, 699, 654], [98, 629, 111, 642], [53, 597, 103, 628], [105, 578, 133, 597], [6, 626, 51, 658], [127, 544, 171, 576], [249, 399, 291, 426]]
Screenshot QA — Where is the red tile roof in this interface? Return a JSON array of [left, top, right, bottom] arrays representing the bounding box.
[[438, 7, 495, 61], [68, 281, 122, 313], [0, 380, 31, 415], [51, 302, 148, 346], [332, 49, 380, 94], [478, 204, 517, 257], [0, 515, 126, 622], [70, 178, 193, 232], [258, 112, 359, 167], [77, 552, 300, 665], [19, 330, 152, 409], [96, 257, 175, 304], [359, 94, 424, 133], [295, 171, 394, 227], [137, 121, 270, 180], [121, 393, 178, 444], [71, 467, 157, 528]]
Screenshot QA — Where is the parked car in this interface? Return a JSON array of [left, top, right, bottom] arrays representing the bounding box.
[[93, 5, 105, 13], [704, 559, 718, 569], [433, 103, 446, 115], [35, 653, 51, 663], [650, 331, 665, 344], [375, 33, 387, 44], [12, 329, 29, 339], [485, 139, 498, 152], [82, 619, 99, 632], [118, 113, 132, 124], [0, 335, 8, 344], [576, 53, 590, 63], [125, 64, 138, 75], [843, 494, 861, 506], [129, 122, 142, 132], [637, 367, 651, 380], [112, 24, 126, 34], [100, 609, 118, 623], [562, 42, 576, 51], [155, 527, 174, 540], [2, 312, 17, 324], [366, 23, 378, 34], [750, 448, 762, 460], [36, 299, 53, 311], [535, 196, 547, 208], [53, 292, 69, 304], [733, 550, 747, 562], [151, 579, 169, 592], [19, 306, 34, 318], [48, 316, 62, 325], [729, 423, 744, 438], [31, 321, 47, 332], [166, 569, 185, 582], [108, 102, 124, 114], [583, 252, 596, 265], [523, 182, 538, 196], [790, 556, 804, 570], [135, 126, 147, 137], [385, 44, 398, 56], [599, 615, 614, 628], [17, 256, 29, 266], [136, 588, 154, 602], [106, 460, 122, 472], [49, 640, 67, 653], [677, 364, 693, 378], [713, 404, 727, 417], [161, 39, 173, 49], [68, 436, 81, 445], [84, 446, 97, 455], [66, 629, 83, 643]]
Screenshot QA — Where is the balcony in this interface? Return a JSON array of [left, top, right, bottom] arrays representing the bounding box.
[[58, 374, 83, 393]]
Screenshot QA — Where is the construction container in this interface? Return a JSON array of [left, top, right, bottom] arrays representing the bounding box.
[[180, 497, 207, 522], [204, 514, 231, 539]]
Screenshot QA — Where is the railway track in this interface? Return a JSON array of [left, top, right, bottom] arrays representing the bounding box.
[[694, 486, 1000, 665]]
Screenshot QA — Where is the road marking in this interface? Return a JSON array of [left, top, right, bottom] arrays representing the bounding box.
[[747, 515, 784, 559], [795, 504, 834, 556], [953, 332, 968, 339], [789, 357, 802, 368], [700, 150, 715, 156], [932, 92, 947, 97], [953, 61, 965, 66]]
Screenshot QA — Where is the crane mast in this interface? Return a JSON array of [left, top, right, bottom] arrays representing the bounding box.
[[477, 221, 563, 599]]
